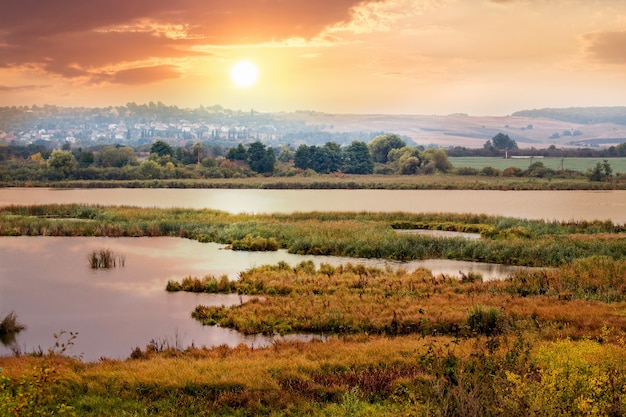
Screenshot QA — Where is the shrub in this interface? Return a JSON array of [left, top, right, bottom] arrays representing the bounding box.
[[456, 167, 479, 176]]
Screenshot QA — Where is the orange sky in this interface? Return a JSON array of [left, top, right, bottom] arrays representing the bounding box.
[[1, 0, 625, 115]]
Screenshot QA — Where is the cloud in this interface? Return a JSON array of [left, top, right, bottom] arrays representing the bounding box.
[[326, 0, 438, 34], [0, 0, 374, 84], [106, 65, 182, 85], [583, 30, 626, 64], [0, 84, 49, 92]]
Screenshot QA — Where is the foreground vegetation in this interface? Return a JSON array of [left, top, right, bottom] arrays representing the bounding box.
[[1, 204, 626, 267], [1, 335, 626, 416], [2, 257, 626, 416]]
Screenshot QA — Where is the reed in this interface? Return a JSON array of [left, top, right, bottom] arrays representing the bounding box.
[[0, 311, 26, 335], [87, 249, 125, 269]]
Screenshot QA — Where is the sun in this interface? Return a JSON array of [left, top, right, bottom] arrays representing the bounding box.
[[230, 60, 259, 88]]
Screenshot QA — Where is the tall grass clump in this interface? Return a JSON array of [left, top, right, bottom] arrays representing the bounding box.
[[0, 311, 26, 335], [503, 257, 626, 301], [87, 249, 125, 269], [467, 305, 506, 336], [166, 274, 234, 293]]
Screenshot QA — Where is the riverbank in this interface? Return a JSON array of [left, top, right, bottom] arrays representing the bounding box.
[[2, 173, 626, 190]]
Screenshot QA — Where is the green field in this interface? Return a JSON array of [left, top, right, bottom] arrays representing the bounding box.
[[449, 156, 626, 174]]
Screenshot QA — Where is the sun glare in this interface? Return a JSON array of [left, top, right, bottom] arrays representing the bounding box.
[[230, 60, 259, 88]]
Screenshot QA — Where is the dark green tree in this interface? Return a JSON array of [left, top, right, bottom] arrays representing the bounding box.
[[247, 141, 275, 174], [588, 160, 613, 182], [226, 143, 248, 161], [294, 145, 312, 170], [150, 140, 174, 157], [304, 143, 343, 174], [343, 141, 374, 174], [77, 151, 95, 168], [485, 133, 518, 151], [319, 142, 343, 173]]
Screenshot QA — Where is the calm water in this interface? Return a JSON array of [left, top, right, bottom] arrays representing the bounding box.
[[0, 236, 525, 361], [1, 188, 625, 223]]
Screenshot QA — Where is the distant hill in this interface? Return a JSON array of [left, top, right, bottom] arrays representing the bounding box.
[[512, 107, 626, 125]]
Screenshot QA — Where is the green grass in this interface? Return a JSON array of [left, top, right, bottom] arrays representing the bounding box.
[[4, 172, 626, 189], [450, 156, 626, 173], [2, 205, 626, 267]]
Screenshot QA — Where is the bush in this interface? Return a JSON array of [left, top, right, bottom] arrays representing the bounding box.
[[456, 167, 479, 176]]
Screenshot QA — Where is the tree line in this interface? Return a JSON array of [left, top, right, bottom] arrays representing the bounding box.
[[0, 133, 456, 182], [0, 133, 619, 183]]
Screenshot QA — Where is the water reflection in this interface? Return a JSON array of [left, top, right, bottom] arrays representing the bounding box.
[[1, 332, 18, 348], [1, 188, 625, 223], [0, 236, 528, 361]]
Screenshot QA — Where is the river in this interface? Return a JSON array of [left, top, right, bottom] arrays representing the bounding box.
[[1, 188, 625, 223]]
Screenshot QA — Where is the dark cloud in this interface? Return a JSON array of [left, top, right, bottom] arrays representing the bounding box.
[[0, 0, 374, 83], [584, 30, 626, 64]]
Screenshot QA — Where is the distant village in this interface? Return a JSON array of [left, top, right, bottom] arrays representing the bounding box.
[[0, 103, 383, 150]]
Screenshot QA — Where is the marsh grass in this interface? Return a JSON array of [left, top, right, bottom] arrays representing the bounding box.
[[181, 258, 626, 340], [2, 334, 626, 416], [0, 311, 26, 335], [3, 204, 626, 267], [87, 249, 125, 269]]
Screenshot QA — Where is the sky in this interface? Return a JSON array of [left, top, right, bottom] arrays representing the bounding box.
[[1, 0, 626, 116]]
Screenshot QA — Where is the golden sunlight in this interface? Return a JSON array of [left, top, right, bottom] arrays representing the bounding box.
[[230, 60, 259, 88]]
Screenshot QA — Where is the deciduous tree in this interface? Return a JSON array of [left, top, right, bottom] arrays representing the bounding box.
[[343, 141, 374, 174], [47, 149, 77, 179], [368, 134, 406, 163]]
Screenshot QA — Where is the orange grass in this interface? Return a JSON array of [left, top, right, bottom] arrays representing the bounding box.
[[186, 259, 626, 340]]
